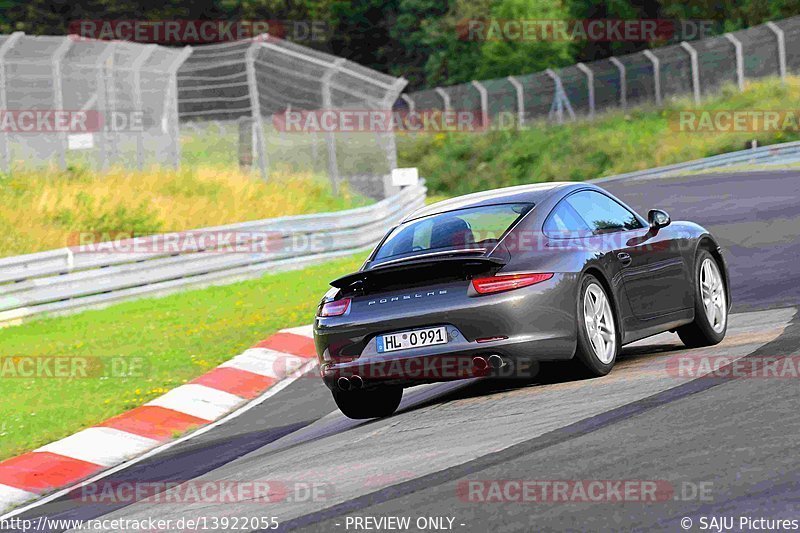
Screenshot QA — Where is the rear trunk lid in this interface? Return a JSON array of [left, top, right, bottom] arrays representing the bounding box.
[[331, 249, 508, 297]]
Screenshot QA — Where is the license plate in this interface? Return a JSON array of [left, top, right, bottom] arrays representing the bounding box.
[[377, 326, 448, 353]]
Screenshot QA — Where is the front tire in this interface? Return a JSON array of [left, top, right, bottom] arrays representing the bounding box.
[[332, 386, 403, 419], [677, 249, 727, 348], [574, 274, 619, 376]]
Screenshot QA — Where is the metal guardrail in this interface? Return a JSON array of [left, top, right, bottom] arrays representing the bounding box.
[[595, 141, 800, 184], [0, 182, 427, 326]]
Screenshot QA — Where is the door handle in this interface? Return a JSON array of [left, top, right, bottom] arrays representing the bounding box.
[[617, 252, 632, 266]]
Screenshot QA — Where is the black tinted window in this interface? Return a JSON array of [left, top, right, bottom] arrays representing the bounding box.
[[372, 203, 533, 263], [565, 191, 642, 233]]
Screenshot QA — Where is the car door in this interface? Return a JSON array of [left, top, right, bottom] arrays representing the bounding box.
[[542, 195, 637, 339], [564, 190, 691, 320]]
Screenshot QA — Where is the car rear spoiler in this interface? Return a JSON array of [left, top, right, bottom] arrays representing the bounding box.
[[330, 248, 509, 290]]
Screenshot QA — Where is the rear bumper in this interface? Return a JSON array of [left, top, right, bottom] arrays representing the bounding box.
[[318, 333, 575, 390]]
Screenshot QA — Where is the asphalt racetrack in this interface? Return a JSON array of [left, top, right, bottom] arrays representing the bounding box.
[[4, 170, 800, 533]]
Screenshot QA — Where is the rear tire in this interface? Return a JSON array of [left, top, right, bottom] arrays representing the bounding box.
[[332, 386, 403, 419], [677, 249, 727, 348], [573, 274, 619, 377]]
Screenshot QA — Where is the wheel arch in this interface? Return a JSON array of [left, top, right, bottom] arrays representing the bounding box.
[[695, 235, 732, 310], [581, 265, 625, 340]]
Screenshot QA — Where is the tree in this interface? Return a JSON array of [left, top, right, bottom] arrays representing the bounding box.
[[316, 0, 401, 76], [566, 0, 664, 62], [1, 0, 233, 36], [659, 0, 800, 32], [388, 0, 449, 89], [414, 0, 492, 87], [474, 0, 573, 80]]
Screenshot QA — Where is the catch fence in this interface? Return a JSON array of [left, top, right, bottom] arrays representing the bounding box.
[[402, 16, 800, 127]]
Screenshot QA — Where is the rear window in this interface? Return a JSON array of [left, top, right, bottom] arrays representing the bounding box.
[[371, 203, 533, 264]]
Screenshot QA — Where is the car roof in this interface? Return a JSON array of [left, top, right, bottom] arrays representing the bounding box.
[[402, 182, 577, 222]]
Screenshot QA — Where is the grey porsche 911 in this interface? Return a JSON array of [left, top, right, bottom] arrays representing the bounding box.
[[313, 182, 730, 419]]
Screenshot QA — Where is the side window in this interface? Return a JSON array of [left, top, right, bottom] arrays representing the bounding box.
[[543, 199, 591, 238], [460, 204, 530, 244], [565, 191, 642, 233]]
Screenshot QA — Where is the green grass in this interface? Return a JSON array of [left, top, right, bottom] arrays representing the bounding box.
[[398, 77, 800, 196], [0, 254, 364, 461]]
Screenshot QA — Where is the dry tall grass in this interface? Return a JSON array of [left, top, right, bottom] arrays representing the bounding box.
[[0, 166, 366, 257]]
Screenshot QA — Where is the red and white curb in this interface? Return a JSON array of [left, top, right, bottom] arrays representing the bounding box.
[[0, 324, 316, 513]]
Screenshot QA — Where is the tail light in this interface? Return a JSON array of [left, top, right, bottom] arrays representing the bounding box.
[[319, 297, 351, 317], [471, 273, 553, 295]]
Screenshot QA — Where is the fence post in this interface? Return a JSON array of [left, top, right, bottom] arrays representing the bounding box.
[[51, 37, 73, 170], [246, 42, 268, 180], [381, 77, 409, 197], [105, 43, 120, 167], [166, 46, 192, 170], [642, 50, 662, 106], [0, 32, 23, 173], [435, 87, 451, 112], [609, 57, 627, 109], [507, 75, 525, 128], [131, 44, 157, 170], [545, 68, 576, 124], [470, 80, 489, 128], [401, 94, 415, 113], [94, 42, 116, 170], [576, 62, 595, 119], [546, 70, 563, 124], [724, 33, 745, 92], [680, 42, 701, 105], [766, 22, 787, 82], [321, 58, 346, 195], [238, 117, 255, 169]]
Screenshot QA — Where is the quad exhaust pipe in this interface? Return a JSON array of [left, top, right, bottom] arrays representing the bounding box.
[[337, 375, 364, 391], [336, 377, 351, 391], [488, 354, 508, 369], [338, 356, 509, 388], [472, 354, 508, 373], [472, 356, 489, 372]]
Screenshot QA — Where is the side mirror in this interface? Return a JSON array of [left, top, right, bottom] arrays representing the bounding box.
[[648, 209, 671, 229]]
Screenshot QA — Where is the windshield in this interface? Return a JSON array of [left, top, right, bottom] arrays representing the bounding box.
[[371, 203, 533, 264]]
